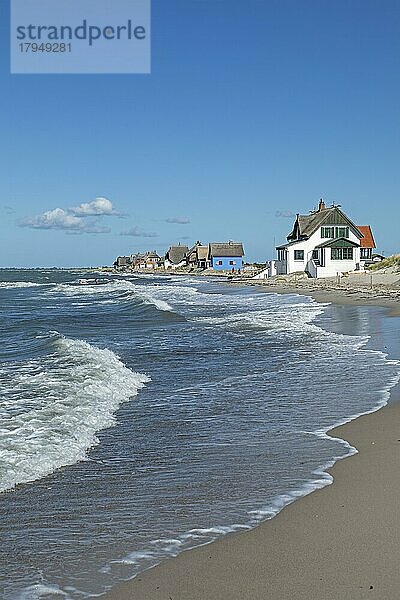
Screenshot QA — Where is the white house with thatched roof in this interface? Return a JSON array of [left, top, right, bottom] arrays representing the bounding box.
[[276, 200, 375, 278], [164, 244, 189, 269]]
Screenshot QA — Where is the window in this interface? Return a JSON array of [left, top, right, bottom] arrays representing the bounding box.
[[229, 260, 236, 266], [217, 260, 223, 265], [322, 226, 350, 238], [361, 248, 372, 259], [277, 249, 287, 261], [294, 250, 304, 261], [335, 226, 349, 238], [321, 227, 334, 238], [331, 248, 353, 260]]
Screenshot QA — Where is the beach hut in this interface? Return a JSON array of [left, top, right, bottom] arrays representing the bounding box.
[[208, 242, 244, 271]]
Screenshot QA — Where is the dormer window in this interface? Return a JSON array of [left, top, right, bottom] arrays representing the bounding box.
[[336, 226, 349, 238], [321, 227, 335, 238], [321, 226, 349, 238]]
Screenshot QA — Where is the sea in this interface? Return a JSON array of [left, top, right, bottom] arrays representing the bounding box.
[[0, 269, 399, 599]]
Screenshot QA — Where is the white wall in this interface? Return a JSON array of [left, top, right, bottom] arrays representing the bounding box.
[[317, 250, 361, 278], [252, 261, 278, 279], [164, 259, 186, 270]]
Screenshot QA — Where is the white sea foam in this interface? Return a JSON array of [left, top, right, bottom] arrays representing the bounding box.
[[138, 292, 172, 312], [49, 280, 173, 312], [0, 335, 150, 493], [0, 281, 42, 289], [14, 583, 69, 600]]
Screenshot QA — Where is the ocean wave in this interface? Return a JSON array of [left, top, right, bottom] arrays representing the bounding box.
[[188, 293, 371, 348], [49, 281, 173, 312], [193, 298, 329, 336], [138, 292, 173, 312], [0, 281, 42, 289], [0, 334, 150, 493]]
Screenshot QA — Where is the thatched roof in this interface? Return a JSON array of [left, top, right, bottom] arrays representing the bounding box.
[[209, 242, 244, 257], [165, 245, 189, 264], [197, 246, 209, 260], [287, 205, 362, 242]]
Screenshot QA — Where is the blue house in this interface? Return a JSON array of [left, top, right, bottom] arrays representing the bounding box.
[[209, 242, 244, 271]]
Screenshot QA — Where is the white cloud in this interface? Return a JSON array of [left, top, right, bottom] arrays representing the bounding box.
[[71, 197, 116, 216], [84, 224, 111, 234], [19, 208, 111, 234], [120, 226, 158, 238], [19, 197, 123, 235], [165, 216, 190, 224], [19, 208, 84, 230]]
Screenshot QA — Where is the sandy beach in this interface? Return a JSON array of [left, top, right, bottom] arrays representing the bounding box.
[[103, 287, 400, 600]]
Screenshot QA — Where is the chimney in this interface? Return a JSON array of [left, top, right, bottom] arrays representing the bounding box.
[[318, 199, 326, 212]]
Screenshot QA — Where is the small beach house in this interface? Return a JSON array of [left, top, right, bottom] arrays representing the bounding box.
[[131, 251, 163, 270], [143, 251, 162, 269], [164, 244, 189, 269], [114, 256, 131, 270], [208, 242, 244, 271], [186, 242, 210, 270], [276, 200, 376, 278], [130, 253, 144, 268]]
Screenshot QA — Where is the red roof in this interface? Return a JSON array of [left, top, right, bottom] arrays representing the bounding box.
[[358, 225, 376, 249]]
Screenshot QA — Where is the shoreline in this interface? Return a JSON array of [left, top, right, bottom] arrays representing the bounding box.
[[104, 401, 400, 600], [102, 290, 400, 600], [241, 279, 400, 317], [113, 269, 400, 316]]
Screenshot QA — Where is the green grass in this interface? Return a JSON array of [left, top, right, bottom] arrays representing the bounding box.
[[367, 255, 400, 270]]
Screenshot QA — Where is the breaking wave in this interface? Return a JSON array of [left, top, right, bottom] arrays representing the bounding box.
[[49, 280, 173, 312], [0, 281, 43, 289], [0, 334, 150, 493]]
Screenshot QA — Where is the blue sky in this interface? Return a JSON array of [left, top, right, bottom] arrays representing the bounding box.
[[1, 0, 399, 267]]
